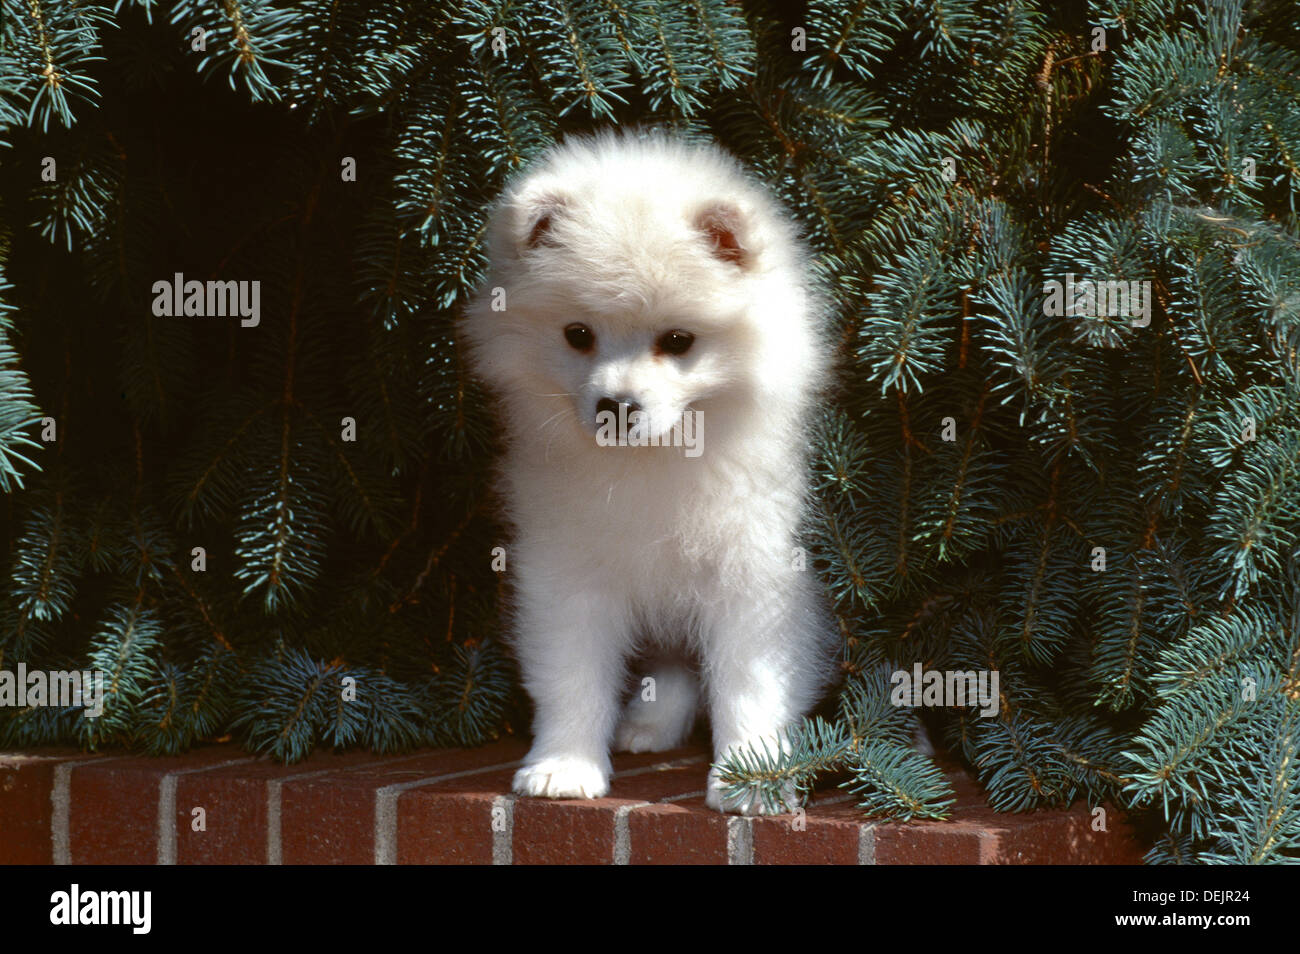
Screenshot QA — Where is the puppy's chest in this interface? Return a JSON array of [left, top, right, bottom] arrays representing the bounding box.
[[520, 463, 721, 556]]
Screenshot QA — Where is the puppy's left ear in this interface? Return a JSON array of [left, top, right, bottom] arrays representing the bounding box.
[[694, 202, 752, 269]]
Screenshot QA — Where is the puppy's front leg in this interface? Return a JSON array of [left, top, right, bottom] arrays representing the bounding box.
[[702, 584, 826, 816], [511, 585, 628, 800]]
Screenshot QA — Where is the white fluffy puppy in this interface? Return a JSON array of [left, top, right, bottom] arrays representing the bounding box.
[[462, 129, 838, 815]]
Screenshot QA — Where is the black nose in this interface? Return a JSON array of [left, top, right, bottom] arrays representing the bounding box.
[[596, 397, 641, 419]]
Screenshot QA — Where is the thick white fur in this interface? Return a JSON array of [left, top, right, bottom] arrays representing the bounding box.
[[461, 130, 839, 815]]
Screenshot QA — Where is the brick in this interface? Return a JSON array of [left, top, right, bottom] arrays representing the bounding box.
[[0, 750, 93, 864], [985, 804, 1147, 864], [628, 799, 731, 864], [509, 756, 713, 865], [606, 753, 711, 800], [752, 798, 865, 865], [391, 763, 542, 865], [512, 798, 636, 864], [395, 790, 501, 864], [873, 818, 986, 864]]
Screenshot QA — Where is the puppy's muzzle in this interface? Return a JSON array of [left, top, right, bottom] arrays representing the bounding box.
[[595, 396, 642, 420]]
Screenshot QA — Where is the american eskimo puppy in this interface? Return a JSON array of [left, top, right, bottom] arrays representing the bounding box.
[[461, 130, 838, 814]]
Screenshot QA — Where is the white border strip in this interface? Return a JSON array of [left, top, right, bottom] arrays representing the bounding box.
[[727, 816, 754, 865], [858, 821, 878, 865]]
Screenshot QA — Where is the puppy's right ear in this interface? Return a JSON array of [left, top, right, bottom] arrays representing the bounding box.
[[517, 192, 567, 252], [694, 202, 752, 268]]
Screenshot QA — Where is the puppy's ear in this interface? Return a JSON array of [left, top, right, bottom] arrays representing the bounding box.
[[518, 192, 567, 251], [694, 202, 751, 268]]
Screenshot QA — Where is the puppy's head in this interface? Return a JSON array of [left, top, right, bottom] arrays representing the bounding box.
[[462, 131, 820, 451]]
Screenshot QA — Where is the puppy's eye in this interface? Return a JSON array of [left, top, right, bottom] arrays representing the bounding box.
[[657, 330, 694, 356], [564, 323, 594, 352]]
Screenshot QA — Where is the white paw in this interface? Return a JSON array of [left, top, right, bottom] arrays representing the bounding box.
[[614, 716, 688, 753], [513, 756, 609, 799], [705, 764, 801, 816], [614, 723, 665, 753], [613, 667, 699, 753]]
